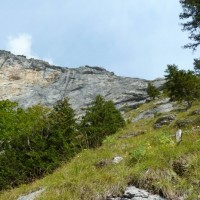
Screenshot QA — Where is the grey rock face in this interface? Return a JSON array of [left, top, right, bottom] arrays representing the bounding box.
[[175, 119, 193, 128], [112, 156, 123, 164], [118, 131, 145, 139], [107, 186, 166, 200], [132, 99, 175, 123], [0, 50, 164, 114], [191, 109, 200, 115]]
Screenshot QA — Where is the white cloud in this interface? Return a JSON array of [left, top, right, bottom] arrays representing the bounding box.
[[6, 33, 54, 64], [6, 34, 37, 59], [43, 57, 54, 65]]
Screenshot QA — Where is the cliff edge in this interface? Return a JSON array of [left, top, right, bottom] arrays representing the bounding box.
[[0, 50, 165, 113]]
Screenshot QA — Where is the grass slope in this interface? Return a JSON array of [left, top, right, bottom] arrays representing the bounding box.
[[0, 99, 200, 200]]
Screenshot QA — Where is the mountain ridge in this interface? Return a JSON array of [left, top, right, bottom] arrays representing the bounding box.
[[0, 50, 165, 114]]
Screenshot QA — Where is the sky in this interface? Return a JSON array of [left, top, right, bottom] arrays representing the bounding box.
[[1, 0, 200, 80]]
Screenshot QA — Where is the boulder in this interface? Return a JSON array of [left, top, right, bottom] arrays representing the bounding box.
[[154, 114, 175, 128], [112, 156, 123, 164], [175, 119, 193, 128], [132, 99, 175, 123], [107, 186, 166, 200]]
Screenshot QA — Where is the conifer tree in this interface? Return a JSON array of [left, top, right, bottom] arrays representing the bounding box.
[[79, 95, 125, 148], [48, 97, 78, 159], [193, 58, 200, 75], [180, 0, 200, 50], [164, 64, 200, 108]]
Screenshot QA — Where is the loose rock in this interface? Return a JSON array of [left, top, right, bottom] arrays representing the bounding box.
[[132, 100, 175, 123], [112, 156, 123, 164], [17, 188, 45, 200], [154, 114, 175, 128], [107, 186, 166, 200], [191, 109, 200, 115]]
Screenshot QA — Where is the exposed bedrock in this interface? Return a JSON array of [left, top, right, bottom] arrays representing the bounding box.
[[0, 50, 165, 114]]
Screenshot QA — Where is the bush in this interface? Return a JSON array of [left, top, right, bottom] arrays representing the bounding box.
[[0, 99, 78, 190], [0, 96, 124, 190]]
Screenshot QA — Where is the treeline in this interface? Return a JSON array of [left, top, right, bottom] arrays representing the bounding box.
[[0, 95, 125, 190], [146, 0, 200, 107]]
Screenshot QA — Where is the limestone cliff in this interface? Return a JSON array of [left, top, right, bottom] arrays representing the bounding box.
[[0, 50, 165, 114]]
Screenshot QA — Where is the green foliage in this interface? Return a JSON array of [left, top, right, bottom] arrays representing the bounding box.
[[1, 97, 200, 199], [155, 133, 175, 147], [164, 64, 200, 108], [0, 100, 19, 140], [0, 99, 78, 190], [0, 97, 124, 190], [130, 145, 146, 162], [180, 0, 200, 50], [79, 95, 125, 148], [49, 98, 79, 157], [147, 82, 160, 99], [193, 58, 200, 75], [0, 97, 125, 190], [51, 98, 76, 134], [0, 104, 49, 189]]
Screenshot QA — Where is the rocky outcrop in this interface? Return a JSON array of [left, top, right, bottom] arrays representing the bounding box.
[[154, 114, 176, 128], [132, 98, 176, 123], [107, 186, 166, 200], [191, 109, 200, 115], [17, 188, 45, 200], [0, 50, 165, 114]]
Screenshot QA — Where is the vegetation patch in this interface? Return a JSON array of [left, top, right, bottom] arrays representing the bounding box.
[[0, 95, 124, 191], [0, 98, 200, 199]]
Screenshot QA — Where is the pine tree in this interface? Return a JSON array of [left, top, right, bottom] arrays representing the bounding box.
[[79, 95, 125, 148], [49, 98, 78, 159], [193, 58, 200, 75], [180, 0, 200, 50], [164, 64, 200, 108]]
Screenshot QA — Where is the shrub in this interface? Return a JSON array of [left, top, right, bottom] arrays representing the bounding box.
[[147, 83, 160, 100], [0, 99, 78, 190]]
